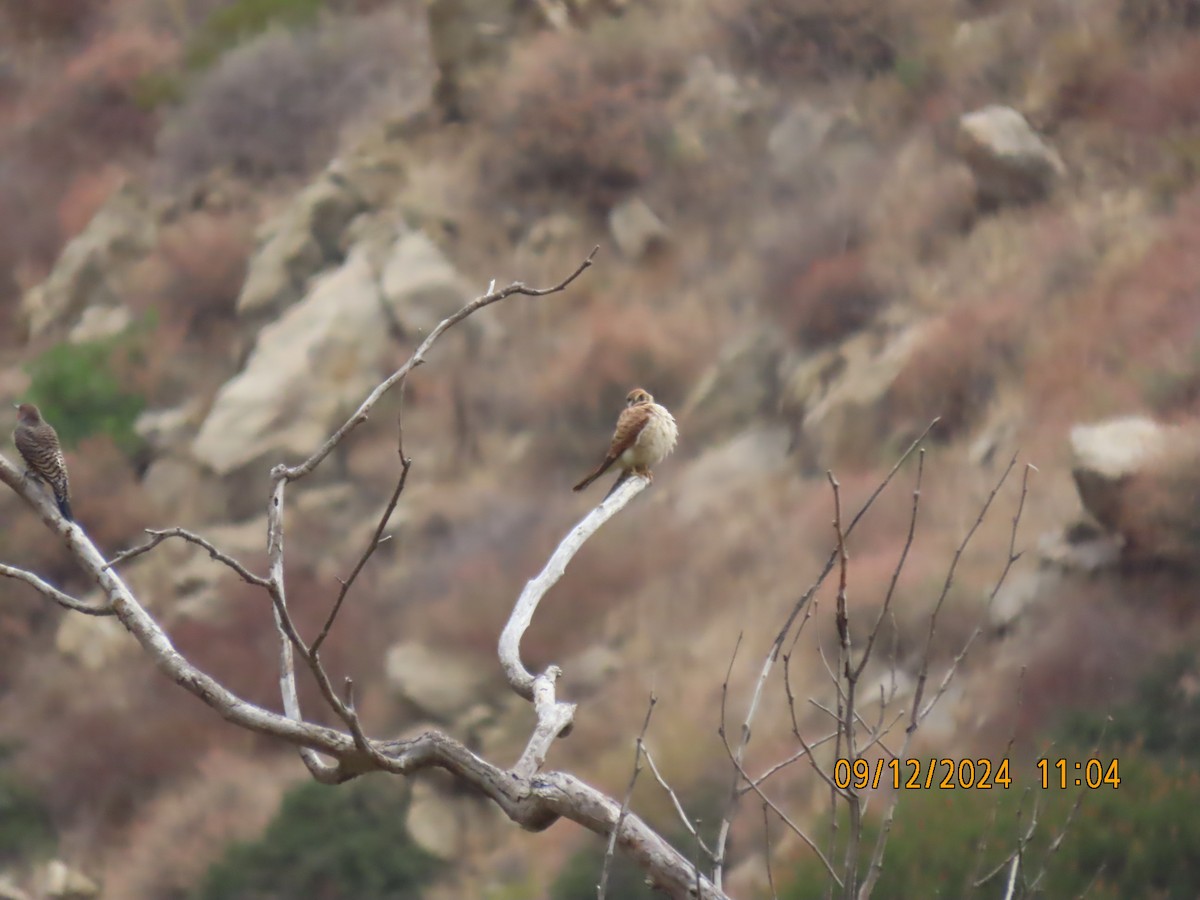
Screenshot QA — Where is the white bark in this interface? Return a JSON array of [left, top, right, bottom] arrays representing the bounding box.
[[0, 252, 729, 899]]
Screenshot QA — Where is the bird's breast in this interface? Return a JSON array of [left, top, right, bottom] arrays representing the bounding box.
[[623, 405, 678, 467]]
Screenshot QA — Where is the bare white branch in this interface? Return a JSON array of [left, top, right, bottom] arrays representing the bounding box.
[[0, 249, 737, 900], [500, 475, 648, 701], [0, 559, 111, 616]]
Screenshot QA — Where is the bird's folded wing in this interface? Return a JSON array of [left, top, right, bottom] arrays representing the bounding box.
[[607, 405, 650, 459]]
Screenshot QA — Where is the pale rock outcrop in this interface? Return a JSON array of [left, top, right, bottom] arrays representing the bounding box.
[[67, 304, 134, 344], [1071, 416, 1172, 537], [406, 779, 464, 860], [385, 641, 494, 721], [40, 862, 98, 900], [235, 171, 369, 320], [989, 569, 1049, 632], [784, 319, 929, 471], [196, 248, 383, 474], [20, 184, 155, 338], [380, 230, 477, 336], [135, 399, 206, 456], [608, 196, 670, 260], [56, 601, 136, 670], [956, 105, 1066, 206], [193, 226, 470, 477], [769, 100, 876, 194], [0, 875, 30, 900]]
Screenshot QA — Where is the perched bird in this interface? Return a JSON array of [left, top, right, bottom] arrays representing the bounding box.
[[13, 403, 72, 521], [573, 387, 678, 497]]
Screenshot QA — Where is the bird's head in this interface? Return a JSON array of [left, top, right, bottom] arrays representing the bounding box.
[[15, 403, 42, 425], [626, 388, 654, 407]]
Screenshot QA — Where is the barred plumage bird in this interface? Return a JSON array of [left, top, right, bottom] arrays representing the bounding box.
[[13, 403, 72, 521]]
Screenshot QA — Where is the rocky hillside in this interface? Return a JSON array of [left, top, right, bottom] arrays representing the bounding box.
[[4, 0, 1200, 896]]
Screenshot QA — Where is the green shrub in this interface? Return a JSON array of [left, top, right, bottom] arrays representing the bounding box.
[[194, 776, 441, 900], [25, 337, 146, 456], [1058, 651, 1200, 760], [550, 835, 659, 900], [185, 0, 325, 69], [0, 750, 54, 865]]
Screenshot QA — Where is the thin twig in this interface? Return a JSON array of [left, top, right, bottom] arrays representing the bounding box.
[[644, 745, 715, 861], [104, 527, 270, 587], [763, 801, 779, 900], [737, 732, 838, 797], [276, 247, 599, 483], [916, 461, 1031, 724], [853, 451, 924, 682], [713, 422, 941, 893], [600, 695, 656, 900], [313, 442, 412, 655], [907, 454, 1019, 733], [773, 419, 940, 651], [857, 457, 1026, 900], [0, 564, 112, 615], [1027, 716, 1111, 893], [719, 728, 843, 886]]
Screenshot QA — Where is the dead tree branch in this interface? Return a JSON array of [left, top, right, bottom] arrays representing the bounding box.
[[0, 249, 734, 900], [0, 560, 111, 616]]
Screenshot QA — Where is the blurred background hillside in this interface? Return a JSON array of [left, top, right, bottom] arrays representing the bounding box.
[[4, 0, 1200, 897]]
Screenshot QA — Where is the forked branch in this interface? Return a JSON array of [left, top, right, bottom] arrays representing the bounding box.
[[0, 249, 731, 900]]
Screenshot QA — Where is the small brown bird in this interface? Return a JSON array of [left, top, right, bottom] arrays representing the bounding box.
[[573, 388, 678, 496], [13, 403, 72, 521]]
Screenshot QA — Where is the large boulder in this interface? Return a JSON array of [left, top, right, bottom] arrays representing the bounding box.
[[1070, 416, 1200, 566], [956, 105, 1066, 207], [235, 172, 369, 321], [193, 226, 470, 479], [380, 231, 478, 336], [1071, 416, 1171, 533], [384, 641, 494, 721], [194, 246, 386, 476], [405, 778, 463, 860]]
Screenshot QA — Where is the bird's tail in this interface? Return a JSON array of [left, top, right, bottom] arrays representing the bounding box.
[[573, 457, 615, 492], [56, 495, 72, 522]]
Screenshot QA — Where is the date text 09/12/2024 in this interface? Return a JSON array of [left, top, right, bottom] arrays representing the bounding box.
[[832, 758, 1122, 791]]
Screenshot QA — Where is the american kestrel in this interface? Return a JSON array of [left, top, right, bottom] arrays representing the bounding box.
[[573, 388, 678, 496], [13, 403, 72, 521]]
